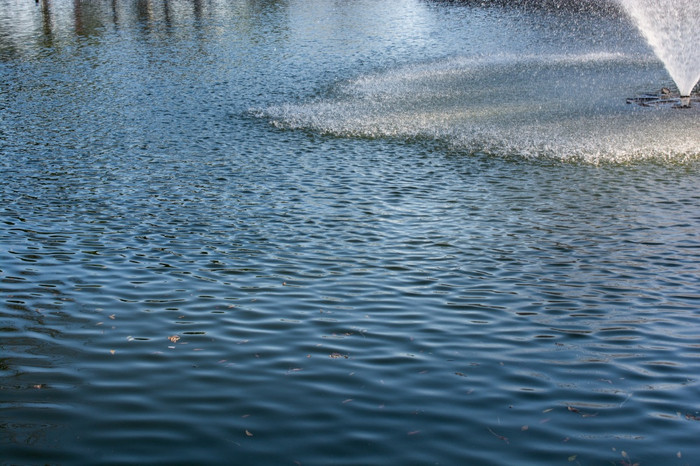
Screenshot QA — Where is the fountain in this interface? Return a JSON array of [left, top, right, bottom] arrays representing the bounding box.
[[618, 0, 700, 107], [257, 2, 700, 163]]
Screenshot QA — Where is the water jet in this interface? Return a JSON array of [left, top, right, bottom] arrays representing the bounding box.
[[618, 0, 700, 102], [679, 95, 692, 108]]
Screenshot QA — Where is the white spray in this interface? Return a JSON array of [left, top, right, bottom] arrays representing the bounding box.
[[618, 0, 700, 97]]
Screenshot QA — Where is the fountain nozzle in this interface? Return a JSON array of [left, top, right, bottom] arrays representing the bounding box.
[[678, 95, 692, 108]]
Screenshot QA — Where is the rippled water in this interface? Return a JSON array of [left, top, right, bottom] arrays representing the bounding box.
[[2, 0, 700, 464]]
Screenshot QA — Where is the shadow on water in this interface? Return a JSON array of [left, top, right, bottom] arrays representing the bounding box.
[[0, 268, 86, 461]]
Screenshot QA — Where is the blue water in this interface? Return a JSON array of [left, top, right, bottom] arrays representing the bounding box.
[[1, 1, 699, 464]]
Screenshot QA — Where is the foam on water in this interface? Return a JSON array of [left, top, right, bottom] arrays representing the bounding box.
[[257, 52, 700, 164]]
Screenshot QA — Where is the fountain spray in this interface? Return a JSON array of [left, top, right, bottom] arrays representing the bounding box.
[[618, 0, 700, 107]]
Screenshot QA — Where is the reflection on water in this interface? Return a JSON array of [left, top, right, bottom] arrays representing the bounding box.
[[1, 0, 288, 56], [2, 0, 700, 464]]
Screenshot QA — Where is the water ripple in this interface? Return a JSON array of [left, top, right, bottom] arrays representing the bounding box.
[[2, 0, 700, 464]]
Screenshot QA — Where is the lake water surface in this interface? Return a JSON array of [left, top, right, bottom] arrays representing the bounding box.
[[1, 0, 700, 464]]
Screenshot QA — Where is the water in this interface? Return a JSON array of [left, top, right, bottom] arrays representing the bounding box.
[[618, 0, 700, 97], [259, 52, 699, 162], [1, 1, 700, 465]]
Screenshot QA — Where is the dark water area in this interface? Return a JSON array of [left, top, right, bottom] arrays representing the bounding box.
[[1, 0, 700, 464]]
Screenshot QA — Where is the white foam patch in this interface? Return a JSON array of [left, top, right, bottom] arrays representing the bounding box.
[[255, 53, 700, 164]]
